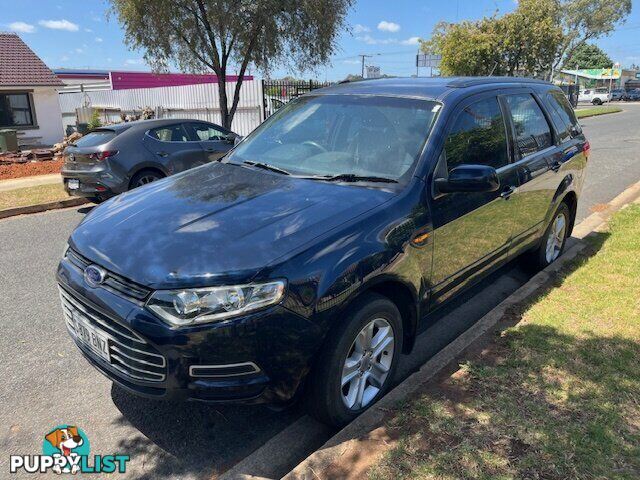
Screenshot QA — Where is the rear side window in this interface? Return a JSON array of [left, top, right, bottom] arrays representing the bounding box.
[[190, 123, 228, 141], [546, 91, 581, 139], [148, 124, 189, 142], [504, 94, 552, 157], [444, 97, 509, 171], [74, 130, 116, 147]]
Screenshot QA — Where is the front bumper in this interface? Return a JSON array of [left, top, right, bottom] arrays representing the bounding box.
[[56, 254, 323, 404]]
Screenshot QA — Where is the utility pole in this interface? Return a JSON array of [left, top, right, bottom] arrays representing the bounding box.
[[359, 54, 372, 78]]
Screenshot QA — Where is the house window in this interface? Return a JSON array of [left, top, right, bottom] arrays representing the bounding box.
[[0, 93, 35, 127]]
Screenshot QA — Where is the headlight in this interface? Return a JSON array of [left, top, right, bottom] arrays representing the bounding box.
[[146, 280, 286, 327]]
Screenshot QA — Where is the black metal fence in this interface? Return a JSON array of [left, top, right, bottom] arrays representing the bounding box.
[[261, 79, 333, 119]]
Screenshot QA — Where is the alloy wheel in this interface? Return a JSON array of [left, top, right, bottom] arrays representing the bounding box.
[[135, 175, 160, 187], [545, 212, 567, 263], [341, 317, 395, 410]]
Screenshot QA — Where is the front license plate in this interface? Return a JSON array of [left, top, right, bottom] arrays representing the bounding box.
[[74, 315, 110, 362], [67, 179, 80, 190]]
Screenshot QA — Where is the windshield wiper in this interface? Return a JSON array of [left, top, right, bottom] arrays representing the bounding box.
[[313, 173, 398, 183], [242, 160, 290, 175]]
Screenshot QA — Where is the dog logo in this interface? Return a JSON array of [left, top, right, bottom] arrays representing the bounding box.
[[43, 425, 89, 475], [10, 424, 129, 474], [84, 265, 107, 288]]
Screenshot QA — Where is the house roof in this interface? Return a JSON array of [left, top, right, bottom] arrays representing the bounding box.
[[0, 32, 64, 87]]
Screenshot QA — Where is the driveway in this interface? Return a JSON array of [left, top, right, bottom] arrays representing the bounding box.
[[1, 106, 639, 479]]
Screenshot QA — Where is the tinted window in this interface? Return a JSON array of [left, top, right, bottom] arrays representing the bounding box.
[[549, 91, 581, 134], [190, 123, 227, 141], [148, 124, 189, 142], [74, 130, 117, 147], [505, 94, 552, 157], [445, 97, 508, 171]]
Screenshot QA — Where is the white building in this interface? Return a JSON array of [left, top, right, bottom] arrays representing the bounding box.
[[0, 32, 64, 147]]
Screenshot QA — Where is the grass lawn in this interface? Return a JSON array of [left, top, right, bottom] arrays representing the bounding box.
[[575, 105, 622, 119], [0, 184, 69, 211], [369, 205, 640, 480]]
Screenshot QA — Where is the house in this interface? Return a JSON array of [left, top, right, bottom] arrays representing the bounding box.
[[0, 32, 64, 147]]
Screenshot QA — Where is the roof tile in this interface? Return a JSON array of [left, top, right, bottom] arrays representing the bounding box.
[[0, 32, 64, 87]]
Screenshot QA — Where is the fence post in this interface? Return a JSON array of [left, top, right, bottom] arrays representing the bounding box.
[[261, 78, 267, 121]]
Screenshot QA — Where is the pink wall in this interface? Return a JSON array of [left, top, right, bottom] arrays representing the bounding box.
[[110, 71, 253, 90]]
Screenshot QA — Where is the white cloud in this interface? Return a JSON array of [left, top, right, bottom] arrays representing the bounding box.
[[85, 28, 93, 33], [95, 37, 103, 43], [401, 36, 421, 46], [125, 58, 144, 65], [353, 24, 370, 34], [8, 21, 36, 33], [61, 55, 69, 61], [343, 59, 362, 65], [377, 21, 400, 33], [75, 48, 84, 54], [356, 34, 398, 45], [38, 19, 79, 32]]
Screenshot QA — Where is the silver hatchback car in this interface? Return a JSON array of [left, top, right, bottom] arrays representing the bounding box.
[[62, 118, 238, 202]]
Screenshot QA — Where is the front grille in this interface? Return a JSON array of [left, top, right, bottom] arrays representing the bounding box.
[[59, 285, 166, 383], [66, 248, 150, 303]]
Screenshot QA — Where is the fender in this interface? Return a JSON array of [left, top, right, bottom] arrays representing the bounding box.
[[544, 173, 575, 225], [127, 162, 170, 181]]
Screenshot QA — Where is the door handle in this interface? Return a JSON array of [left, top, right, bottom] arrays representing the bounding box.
[[156, 151, 169, 157], [205, 148, 216, 152], [550, 161, 562, 172], [500, 186, 517, 199]]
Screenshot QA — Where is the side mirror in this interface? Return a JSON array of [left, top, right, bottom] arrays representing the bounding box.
[[435, 164, 500, 194], [233, 135, 243, 146]]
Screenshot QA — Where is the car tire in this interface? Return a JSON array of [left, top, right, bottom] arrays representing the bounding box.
[[524, 202, 570, 271], [130, 169, 165, 190], [592, 98, 602, 105], [305, 293, 403, 427]]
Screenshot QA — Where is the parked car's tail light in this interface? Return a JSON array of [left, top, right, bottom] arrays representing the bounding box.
[[146, 280, 286, 327], [89, 150, 118, 161], [583, 141, 590, 159]]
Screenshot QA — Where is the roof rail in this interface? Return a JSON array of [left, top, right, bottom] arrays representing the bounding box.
[[446, 76, 551, 88]]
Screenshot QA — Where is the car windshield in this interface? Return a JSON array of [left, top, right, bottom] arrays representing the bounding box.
[[226, 95, 441, 182]]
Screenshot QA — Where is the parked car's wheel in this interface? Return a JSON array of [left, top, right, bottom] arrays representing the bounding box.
[[130, 169, 165, 190], [592, 98, 602, 105], [305, 293, 403, 426], [525, 202, 570, 271]]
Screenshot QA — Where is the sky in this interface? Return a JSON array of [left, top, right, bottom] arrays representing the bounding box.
[[1, 0, 639, 81]]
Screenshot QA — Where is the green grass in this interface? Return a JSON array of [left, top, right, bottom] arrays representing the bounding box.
[[575, 105, 622, 119], [369, 205, 640, 480], [0, 184, 68, 211]]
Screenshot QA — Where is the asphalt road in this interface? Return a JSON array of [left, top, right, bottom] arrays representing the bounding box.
[[1, 105, 639, 479]]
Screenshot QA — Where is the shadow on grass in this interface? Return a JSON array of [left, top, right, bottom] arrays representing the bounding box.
[[326, 232, 640, 479]]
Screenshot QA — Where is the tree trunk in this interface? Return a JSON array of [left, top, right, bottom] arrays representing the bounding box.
[[217, 72, 231, 130]]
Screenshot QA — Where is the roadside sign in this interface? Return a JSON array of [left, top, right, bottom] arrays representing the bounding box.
[[416, 54, 441, 68]]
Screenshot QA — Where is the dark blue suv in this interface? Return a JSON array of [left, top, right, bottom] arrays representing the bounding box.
[[57, 77, 588, 426]]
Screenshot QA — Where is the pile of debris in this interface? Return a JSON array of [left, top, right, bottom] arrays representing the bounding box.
[[0, 149, 56, 165], [52, 132, 83, 156]]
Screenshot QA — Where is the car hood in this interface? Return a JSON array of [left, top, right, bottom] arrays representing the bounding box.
[[70, 162, 395, 288]]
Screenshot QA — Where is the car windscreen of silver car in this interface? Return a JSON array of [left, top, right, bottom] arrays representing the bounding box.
[[227, 95, 441, 182]]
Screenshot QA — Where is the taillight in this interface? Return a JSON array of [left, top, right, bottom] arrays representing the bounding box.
[[583, 141, 590, 159], [89, 150, 118, 161]]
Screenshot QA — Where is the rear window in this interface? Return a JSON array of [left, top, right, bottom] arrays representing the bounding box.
[[504, 94, 553, 157], [148, 124, 189, 142], [544, 91, 581, 141], [74, 130, 116, 147]]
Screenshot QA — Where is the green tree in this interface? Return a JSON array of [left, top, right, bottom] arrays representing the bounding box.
[[421, 0, 630, 79], [109, 0, 353, 130], [563, 43, 613, 69], [421, 0, 561, 77], [552, 0, 631, 75]]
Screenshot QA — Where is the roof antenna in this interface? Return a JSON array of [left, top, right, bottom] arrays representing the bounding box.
[[489, 62, 498, 76]]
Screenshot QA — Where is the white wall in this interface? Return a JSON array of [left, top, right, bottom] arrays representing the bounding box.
[[58, 79, 263, 136], [0, 86, 64, 146]]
